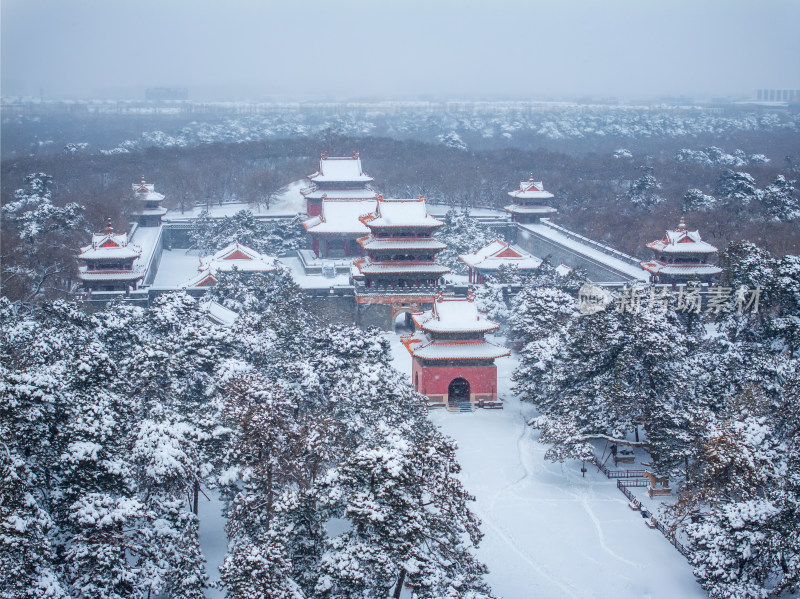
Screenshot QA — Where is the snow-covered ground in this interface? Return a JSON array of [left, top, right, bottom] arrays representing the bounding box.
[[198, 489, 226, 599], [386, 333, 706, 599], [151, 248, 204, 288], [163, 179, 306, 221]]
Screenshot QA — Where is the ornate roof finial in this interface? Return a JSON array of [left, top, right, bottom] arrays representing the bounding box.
[[678, 217, 687, 231], [105, 217, 113, 234]]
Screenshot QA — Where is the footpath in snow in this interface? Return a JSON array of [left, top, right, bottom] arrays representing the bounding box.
[[387, 333, 705, 599]]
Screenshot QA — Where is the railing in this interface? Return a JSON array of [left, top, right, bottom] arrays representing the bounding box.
[[616, 480, 691, 559]]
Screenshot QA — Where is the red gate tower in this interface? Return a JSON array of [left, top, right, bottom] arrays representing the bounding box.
[[504, 175, 557, 224], [77, 219, 143, 291], [354, 195, 449, 289], [403, 295, 509, 410], [640, 218, 723, 284], [353, 195, 449, 325], [132, 176, 167, 227]]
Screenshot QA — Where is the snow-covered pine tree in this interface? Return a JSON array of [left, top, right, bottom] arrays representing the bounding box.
[[682, 188, 717, 212], [434, 208, 497, 275], [132, 414, 208, 599], [63, 494, 144, 599], [760, 174, 799, 222], [1, 173, 86, 302], [0, 443, 65, 599], [314, 422, 493, 599]]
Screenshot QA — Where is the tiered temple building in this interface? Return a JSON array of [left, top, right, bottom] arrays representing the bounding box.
[[301, 152, 378, 257], [354, 195, 449, 292], [639, 218, 722, 284], [353, 195, 450, 324], [77, 219, 143, 291], [131, 176, 167, 227], [504, 175, 558, 224], [403, 295, 509, 410]]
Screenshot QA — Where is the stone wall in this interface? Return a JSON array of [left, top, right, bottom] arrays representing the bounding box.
[[515, 226, 636, 283]]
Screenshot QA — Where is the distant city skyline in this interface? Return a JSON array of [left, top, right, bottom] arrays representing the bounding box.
[[2, 0, 799, 102]]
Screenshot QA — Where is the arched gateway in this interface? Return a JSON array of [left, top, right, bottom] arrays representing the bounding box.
[[401, 295, 509, 410], [448, 377, 471, 406]]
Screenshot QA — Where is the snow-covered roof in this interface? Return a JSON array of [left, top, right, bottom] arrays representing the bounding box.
[[407, 338, 510, 361], [184, 269, 219, 288], [307, 152, 373, 184], [132, 177, 165, 203], [459, 239, 543, 271], [302, 199, 377, 234], [132, 206, 168, 216], [77, 267, 144, 282], [354, 259, 450, 276], [358, 237, 447, 251], [412, 296, 500, 333], [362, 196, 444, 229], [199, 242, 278, 273], [640, 262, 723, 277], [79, 224, 142, 261], [508, 176, 555, 201], [301, 187, 378, 200], [202, 300, 238, 327], [646, 219, 718, 254], [504, 204, 558, 215]]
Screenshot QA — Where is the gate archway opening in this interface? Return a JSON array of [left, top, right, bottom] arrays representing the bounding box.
[[448, 377, 471, 406]]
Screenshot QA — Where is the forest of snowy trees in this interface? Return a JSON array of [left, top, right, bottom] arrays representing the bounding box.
[[2, 103, 799, 599], [1, 271, 496, 598], [507, 244, 800, 599]]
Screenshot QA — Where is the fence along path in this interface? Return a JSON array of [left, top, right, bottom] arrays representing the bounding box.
[[591, 456, 692, 560]]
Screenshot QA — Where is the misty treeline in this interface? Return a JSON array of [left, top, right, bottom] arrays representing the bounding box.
[[3, 126, 798, 249], [0, 271, 494, 599]]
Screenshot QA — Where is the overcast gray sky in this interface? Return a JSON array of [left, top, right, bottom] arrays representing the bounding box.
[[2, 0, 799, 101]]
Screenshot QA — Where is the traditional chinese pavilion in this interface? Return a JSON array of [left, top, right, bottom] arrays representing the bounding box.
[[77, 219, 143, 291], [403, 295, 509, 410], [186, 241, 278, 287], [460, 238, 544, 284], [131, 176, 167, 227], [301, 151, 377, 218], [354, 195, 449, 291], [505, 175, 558, 223], [640, 218, 722, 284]]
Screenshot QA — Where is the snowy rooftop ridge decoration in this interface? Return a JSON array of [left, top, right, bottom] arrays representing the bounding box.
[[132, 176, 165, 203], [459, 238, 543, 271], [507, 175, 555, 200], [646, 217, 719, 254], [307, 151, 374, 184], [411, 293, 501, 334], [360, 195, 444, 229], [198, 241, 279, 274], [78, 219, 142, 261]]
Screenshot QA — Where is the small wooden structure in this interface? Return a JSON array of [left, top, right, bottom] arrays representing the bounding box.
[[644, 471, 672, 498]]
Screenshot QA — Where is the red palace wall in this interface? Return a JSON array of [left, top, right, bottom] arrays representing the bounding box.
[[411, 358, 498, 405], [307, 200, 322, 218]]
